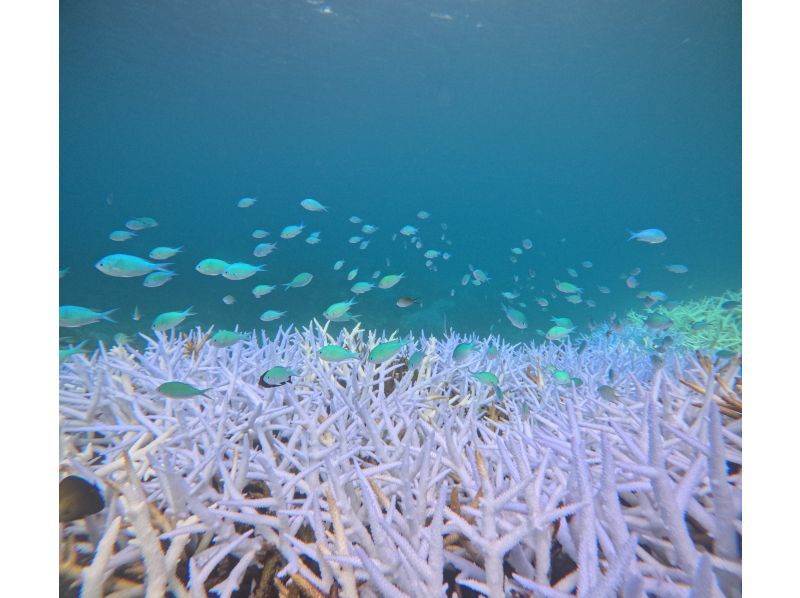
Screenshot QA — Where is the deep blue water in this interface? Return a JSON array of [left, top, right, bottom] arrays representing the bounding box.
[[60, 0, 741, 344]]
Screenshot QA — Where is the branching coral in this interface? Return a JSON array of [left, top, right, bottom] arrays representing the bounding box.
[[59, 321, 742, 597], [626, 289, 742, 354]]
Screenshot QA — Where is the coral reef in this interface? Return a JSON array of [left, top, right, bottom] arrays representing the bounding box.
[[626, 290, 742, 354], [59, 322, 742, 597]]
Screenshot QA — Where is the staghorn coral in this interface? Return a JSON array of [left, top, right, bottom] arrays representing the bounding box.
[[626, 290, 742, 354], [59, 321, 742, 597]]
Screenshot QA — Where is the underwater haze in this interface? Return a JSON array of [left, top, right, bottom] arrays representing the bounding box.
[[60, 0, 741, 343]]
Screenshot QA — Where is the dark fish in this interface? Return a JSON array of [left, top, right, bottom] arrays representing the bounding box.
[[653, 336, 674, 353], [691, 320, 708, 330], [597, 385, 618, 400], [645, 313, 673, 331], [258, 375, 290, 388], [395, 297, 418, 308], [59, 475, 104, 522], [577, 340, 588, 354], [716, 349, 738, 359], [721, 300, 741, 311]]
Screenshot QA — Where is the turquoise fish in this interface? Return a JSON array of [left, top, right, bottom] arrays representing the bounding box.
[[208, 330, 248, 348], [408, 351, 425, 369], [453, 342, 477, 363], [157, 381, 211, 399], [259, 366, 296, 387], [60, 306, 117, 328], [319, 345, 360, 362], [95, 254, 172, 278], [369, 340, 406, 364], [152, 307, 195, 332]]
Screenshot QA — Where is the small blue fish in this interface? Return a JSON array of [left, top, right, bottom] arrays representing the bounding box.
[[627, 228, 667, 244], [95, 254, 172, 278], [300, 198, 328, 212]]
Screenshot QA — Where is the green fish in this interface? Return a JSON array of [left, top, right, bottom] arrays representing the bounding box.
[[59, 340, 88, 363], [284, 272, 314, 289], [552, 370, 572, 385], [323, 299, 357, 321], [545, 326, 575, 341], [570, 377, 583, 387], [369, 340, 406, 364], [501, 305, 528, 330], [157, 381, 212, 399], [208, 330, 248, 348], [555, 280, 582, 294], [152, 307, 195, 332], [471, 371, 499, 385], [486, 345, 499, 359], [259, 366, 296, 387], [550, 317, 574, 328], [408, 350, 425, 369], [453, 342, 477, 363], [378, 273, 405, 289], [644, 313, 673, 331], [59, 305, 117, 328], [716, 349, 738, 359], [195, 258, 230, 276], [319, 345, 360, 362], [350, 281, 375, 294], [95, 253, 172, 278]]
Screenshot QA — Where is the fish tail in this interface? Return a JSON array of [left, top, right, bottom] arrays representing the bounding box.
[[157, 262, 174, 272], [493, 384, 505, 401], [101, 308, 118, 323], [183, 306, 196, 316], [626, 229, 637, 241]]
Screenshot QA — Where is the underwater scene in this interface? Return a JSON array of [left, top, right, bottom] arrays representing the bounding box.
[[59, 1, 742, 596]]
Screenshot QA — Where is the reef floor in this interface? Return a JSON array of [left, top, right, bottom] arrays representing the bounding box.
[[59, 322, 742, 597]]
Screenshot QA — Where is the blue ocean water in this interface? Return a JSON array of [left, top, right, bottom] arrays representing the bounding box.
[[60, 0, 741, 345]]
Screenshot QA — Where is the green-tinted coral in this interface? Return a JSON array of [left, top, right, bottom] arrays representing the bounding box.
[[626, 290, 741, 353]]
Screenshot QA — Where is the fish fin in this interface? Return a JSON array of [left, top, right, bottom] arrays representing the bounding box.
[[625, 229, 637, 241], [101, 308, 118, 323], [183, 306, 196, 316], [157, 262, 174, 272]]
